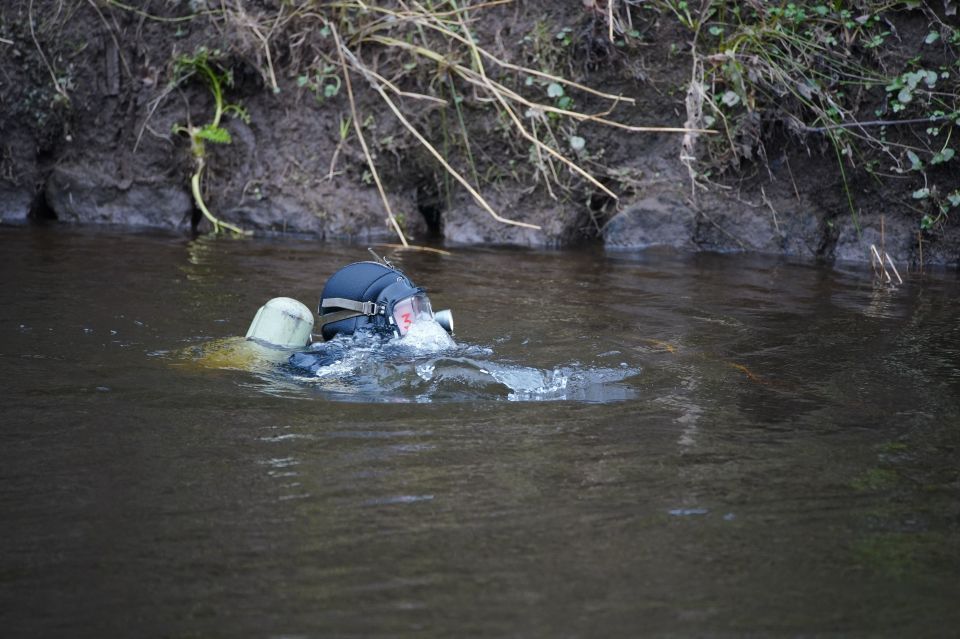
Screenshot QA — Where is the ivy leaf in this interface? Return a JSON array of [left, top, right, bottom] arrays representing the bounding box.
[[912, 187, 930, 199], [569, 135, 586, 151], [721, 90, 740, 106], [904, 71, 924, 89], [196, 124, 232, 144], [925, 31, 940, 44], [931, 148, 955, 164], [547, 83, 565, 98], [907, 150, 923, 170]]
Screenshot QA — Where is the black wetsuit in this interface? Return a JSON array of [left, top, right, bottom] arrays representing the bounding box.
[[285, 329, 395, 375], [286, 341, 349, 374]]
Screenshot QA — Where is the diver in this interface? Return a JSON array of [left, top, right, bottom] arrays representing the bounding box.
[[238, 252, 637, 401], [244, 252, 454, 374]]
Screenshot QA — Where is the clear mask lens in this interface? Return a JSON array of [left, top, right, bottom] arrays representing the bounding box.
[[392, 294, 433, 336]]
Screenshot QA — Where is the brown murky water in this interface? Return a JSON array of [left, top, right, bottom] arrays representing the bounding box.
[[1, 226, 958, 637]]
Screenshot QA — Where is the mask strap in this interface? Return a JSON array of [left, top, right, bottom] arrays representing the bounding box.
[[318, 298, 383, 330]]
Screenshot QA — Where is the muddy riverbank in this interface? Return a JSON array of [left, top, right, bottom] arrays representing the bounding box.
[[1, 1, 957, 266]]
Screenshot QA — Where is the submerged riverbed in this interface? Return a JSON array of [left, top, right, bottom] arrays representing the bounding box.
[[1, 226, 958, 636]]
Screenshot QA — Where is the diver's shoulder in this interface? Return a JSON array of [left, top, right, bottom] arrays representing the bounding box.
[[287, 342, 345, 373]]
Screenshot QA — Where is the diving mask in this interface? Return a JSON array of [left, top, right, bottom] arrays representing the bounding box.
[[391, 293, 434, 336], [389, 293, 454, 337]]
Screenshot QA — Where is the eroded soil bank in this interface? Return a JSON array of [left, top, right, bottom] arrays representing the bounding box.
[[1, 1, 958, 266]]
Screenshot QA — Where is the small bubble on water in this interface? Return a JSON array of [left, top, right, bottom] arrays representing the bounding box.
[[363, 494, 434, 506], [415, 363, 435, 380]]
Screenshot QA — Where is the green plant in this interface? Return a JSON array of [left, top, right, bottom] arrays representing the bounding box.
[[520, 21, 575, 76], [110, 0, 701, 246], [297, 64, 341, 103], [172, 48, 250, 235], [645, 0, 959, 230], [290, 1, 694, 244], [915, 186, 960, 231], [326, 114, 352, 180]]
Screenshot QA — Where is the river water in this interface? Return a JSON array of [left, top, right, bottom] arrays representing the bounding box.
[[1, 226, 958, 637]]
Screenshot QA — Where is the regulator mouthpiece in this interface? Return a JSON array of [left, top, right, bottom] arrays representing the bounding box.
[[434, 309, 454, 334]]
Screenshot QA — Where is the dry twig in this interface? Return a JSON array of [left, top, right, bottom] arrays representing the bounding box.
[[331, 23, 411, 246]]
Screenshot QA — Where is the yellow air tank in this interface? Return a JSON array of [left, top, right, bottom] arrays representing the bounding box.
[[245, 297, 314, 349]]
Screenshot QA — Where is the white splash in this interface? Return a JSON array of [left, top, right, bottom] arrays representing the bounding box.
[[398, 319, 456, 352]]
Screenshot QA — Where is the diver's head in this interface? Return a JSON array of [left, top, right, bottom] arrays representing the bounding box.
[[317, 260, 453, 341]]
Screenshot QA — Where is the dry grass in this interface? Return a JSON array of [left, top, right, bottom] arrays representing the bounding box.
[[105, 0, 710, 241], [225, 0, 707, 243]]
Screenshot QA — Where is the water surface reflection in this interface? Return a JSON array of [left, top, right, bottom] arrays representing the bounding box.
[[1, 228, 958, 636]]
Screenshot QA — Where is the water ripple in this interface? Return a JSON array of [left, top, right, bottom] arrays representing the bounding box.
[[186, 332, 641, 404]]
